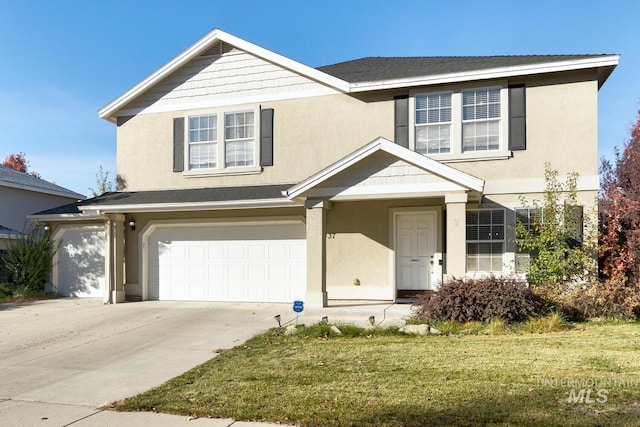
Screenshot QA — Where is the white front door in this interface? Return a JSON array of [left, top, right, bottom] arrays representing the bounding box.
[[396, 212, 437, 291]]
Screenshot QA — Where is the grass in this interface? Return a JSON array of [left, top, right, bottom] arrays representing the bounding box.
[[114, 321, 640, 426]]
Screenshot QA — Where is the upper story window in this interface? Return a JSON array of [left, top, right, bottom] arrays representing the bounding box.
[[187, 110, 256, 172], [411, 85, 507, 160], [462, 88, 501, 152], [225, 111, 255, 167], [189, 115, 217, 169], [415, 92, 452, 154]]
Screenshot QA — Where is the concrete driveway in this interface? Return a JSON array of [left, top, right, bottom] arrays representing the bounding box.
[[0, 298, 289, 425], [0, 298, 410, 426]]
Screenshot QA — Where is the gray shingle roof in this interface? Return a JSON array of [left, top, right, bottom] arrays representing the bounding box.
[[0, 225, 21, 234], [33, 184, 295, 216], [316, 55, 612, 83], [0, 165, 84, 199]]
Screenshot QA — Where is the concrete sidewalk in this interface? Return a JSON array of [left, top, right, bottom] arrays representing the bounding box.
[[0, 399, 285, 426], [0, 298, 412, 426]]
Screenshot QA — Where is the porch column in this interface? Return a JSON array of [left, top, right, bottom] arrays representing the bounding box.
[[105, 214, 126, 304], [445, 192, 467, 279], [305, 199, 330, 308]]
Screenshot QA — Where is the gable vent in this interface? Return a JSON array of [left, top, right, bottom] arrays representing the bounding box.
[[199, 41, 237, 57]]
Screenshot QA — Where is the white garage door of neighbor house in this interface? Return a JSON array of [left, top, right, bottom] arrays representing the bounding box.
[[148, 223, 306, 302], [56, 228, 106, 298]]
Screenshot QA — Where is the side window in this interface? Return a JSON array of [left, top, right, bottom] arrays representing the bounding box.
[[466, 209, 505, 272]]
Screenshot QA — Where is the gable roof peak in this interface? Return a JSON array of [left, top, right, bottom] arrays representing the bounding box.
[[98, 28, 350, 122]]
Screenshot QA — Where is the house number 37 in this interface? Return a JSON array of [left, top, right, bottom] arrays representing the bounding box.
[[326, 233, 336, 239]]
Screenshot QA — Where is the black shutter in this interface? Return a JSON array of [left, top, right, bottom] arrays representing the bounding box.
[[173, 117, 184, 172], [260, 108, 274, 166], [394, 95, 409, 148], [508, 85, 526, 151]]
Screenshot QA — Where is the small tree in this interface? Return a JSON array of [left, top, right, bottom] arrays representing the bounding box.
[[0, 225, 59, 292], [514, 163, 597, 296], [89, 165, 114, 197], [599, 108, 640, 286], [2, 152, 41, 178]]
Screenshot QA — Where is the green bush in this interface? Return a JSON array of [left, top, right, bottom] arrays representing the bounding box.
[[412, 275, 545, 323], [0, 225, 59, 292], [0, 283, 12, 298]]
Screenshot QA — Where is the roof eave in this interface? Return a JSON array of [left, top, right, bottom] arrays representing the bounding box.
[[348, 55, 621, 92], [1, 181, 85, 200], [27, 212, 105, 222], [78, 198, 302, 214]]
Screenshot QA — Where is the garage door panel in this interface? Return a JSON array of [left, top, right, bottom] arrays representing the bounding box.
[[56, 228, 105, 298], [149, 223, 306, 302]]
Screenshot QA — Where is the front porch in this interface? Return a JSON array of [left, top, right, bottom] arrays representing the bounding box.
[[285, 137, 485, 308]]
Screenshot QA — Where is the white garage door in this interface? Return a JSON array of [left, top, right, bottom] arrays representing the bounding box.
[[148, 223, 306, 302], [55, 227, 105, 298]]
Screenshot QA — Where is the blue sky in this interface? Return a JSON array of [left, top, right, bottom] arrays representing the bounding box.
[[0, 0, 638, 195]]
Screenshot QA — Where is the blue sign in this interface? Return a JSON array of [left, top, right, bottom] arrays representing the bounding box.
[[293, 300, 304, 313]]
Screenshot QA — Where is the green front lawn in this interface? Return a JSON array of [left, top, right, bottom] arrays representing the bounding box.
[[115, 322, 640, 426]]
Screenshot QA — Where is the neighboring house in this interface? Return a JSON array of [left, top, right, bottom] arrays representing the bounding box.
[[33, 29, 618, 306], [0, 165, 84, 250]]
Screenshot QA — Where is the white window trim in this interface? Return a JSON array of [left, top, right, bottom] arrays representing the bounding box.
[[409, 82, 511, 162], [184, 106, 260, 176]]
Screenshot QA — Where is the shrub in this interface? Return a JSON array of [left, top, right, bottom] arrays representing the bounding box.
[[0, 283, 12, 298], [0, 225, 59, 292], [412, 275, 544, 323], [558, 280, 640, 320]]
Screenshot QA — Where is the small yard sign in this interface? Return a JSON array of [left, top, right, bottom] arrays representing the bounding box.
[[293, 300, 304, 313]]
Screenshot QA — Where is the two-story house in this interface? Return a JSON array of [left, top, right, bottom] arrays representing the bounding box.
[[34, 29, 618, 307]]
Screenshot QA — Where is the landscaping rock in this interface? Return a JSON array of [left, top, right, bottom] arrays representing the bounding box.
[[284, 325, 298, 336], [429, 326, 442, 335], [330, 325, 343, 335], [399, 324, 429, 336]]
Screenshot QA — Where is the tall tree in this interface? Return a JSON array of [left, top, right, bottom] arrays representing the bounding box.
[[599, 109, 640, 286]]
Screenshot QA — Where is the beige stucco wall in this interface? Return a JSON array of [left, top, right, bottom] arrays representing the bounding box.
[[454, 74, 599, 193], [116, 93, 395, 191], [116, 69, 600, 198]]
